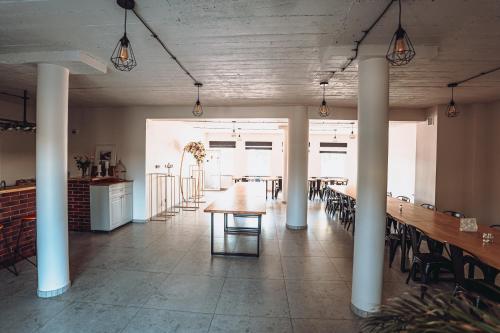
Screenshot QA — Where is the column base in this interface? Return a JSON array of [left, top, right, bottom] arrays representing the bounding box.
[[350, 302, 379, 318], [38, 282, 70, 298], [286, 224, 307, 230]]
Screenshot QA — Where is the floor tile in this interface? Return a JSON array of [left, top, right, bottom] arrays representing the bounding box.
[[145, 274, 224, 313], [210, 315, 293, 333], [82, 270, 167, 306], [123, 308, 212, 333], [286, 280, 355, 319], [216, 278, 289, 317], [281, 256, 342, 281], [38, 302, 138, 333], [0, 295, 69, 333], [292, 318, 360, 333], [227, 255, 283, 279]]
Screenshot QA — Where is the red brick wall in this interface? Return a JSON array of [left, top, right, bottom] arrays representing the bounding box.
[[68, 179, 91, 232], [0, 189, 36, 264]]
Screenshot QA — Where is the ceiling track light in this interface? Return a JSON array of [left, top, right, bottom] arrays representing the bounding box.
[[446, 83, 458, 118], [386, 0, 415, 66], [0, 90, 36, 133], [445, 65, 500, 118], [349, 122, 356, 139], [192, 82, 204, 117], [111, 0, 137, 71], [319, 81, 330, 118]]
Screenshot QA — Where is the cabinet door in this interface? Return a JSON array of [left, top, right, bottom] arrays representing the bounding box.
[[110, 196, 122, 228], [121, 193, 133, 223]]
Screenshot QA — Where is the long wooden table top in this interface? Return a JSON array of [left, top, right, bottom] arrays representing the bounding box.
[[328, 185, 500, 270], [204, 183, 267, 215]]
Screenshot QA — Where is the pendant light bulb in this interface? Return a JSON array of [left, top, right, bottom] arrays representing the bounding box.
[[386, 0, 415, 66], [446, 85, 459, 118], [192, 82, 204, 117], [319, 81, 329, 118], [349, 123, 356, 139], [111, 4, 137, 72]]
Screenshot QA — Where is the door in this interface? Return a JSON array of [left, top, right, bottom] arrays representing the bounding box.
[[121, 193, 133, 223], [110, 195, 122, 228], [204, 149, 221, 190]]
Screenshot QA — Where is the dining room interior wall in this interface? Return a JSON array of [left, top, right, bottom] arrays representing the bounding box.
[[414, 107, 438, 206], [435, 100, 500, 224]]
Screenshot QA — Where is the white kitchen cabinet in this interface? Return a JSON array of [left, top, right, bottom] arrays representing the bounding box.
[[90, 181, 133, 231]]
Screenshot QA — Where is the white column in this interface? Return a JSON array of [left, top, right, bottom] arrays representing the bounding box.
[[280, 125, 289, 203], [286, 109, 309, 229], [36, 63, 71, 298], [351, 57, 389, 315]]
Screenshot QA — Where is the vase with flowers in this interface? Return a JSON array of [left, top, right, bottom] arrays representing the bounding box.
[[74, 155, 92, 178], [180, 142, 206, 203]]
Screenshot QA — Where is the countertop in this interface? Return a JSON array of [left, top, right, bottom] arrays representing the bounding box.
[[0, 184, 36, 195]]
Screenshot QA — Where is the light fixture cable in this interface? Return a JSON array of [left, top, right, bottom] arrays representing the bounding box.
[[446, 65, 500, 117], [131, 8, 201, 85]]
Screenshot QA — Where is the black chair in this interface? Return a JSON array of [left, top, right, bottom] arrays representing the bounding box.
[[406, 225, 453, 284], [463, 224, 500, 283], [386, 216, 406, 268], [443, 210, 466, 218], [450, 245, 500, 306], [420, 203, 435, 210], [396, 195, 411, 203]]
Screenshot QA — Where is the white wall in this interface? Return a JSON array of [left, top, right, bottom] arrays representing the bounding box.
[[414, 107, 438, 205], [0, 98, 36, 186], [387, 122, 417, 200]]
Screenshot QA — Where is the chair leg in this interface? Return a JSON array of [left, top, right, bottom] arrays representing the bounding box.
[[406, 262, 415, 284]]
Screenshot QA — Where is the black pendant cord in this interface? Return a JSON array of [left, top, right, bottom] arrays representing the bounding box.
[[398, 0, 402, 27], [131, 9, 201, 85], [448, 66, 500, 88], [124, 9, 127, 35], [340, 0, 396, 72], [322, 83, 326, 102]]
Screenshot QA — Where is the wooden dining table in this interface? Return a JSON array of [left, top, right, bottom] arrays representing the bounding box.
[[233, 176, 280, 200], [328, 185, 500, 274], [204, 182, 267, 257]]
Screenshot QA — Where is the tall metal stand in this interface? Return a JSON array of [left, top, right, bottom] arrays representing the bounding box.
[[148, 173, 179, 221]]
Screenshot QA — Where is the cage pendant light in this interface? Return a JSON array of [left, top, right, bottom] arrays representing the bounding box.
[[192, 82, 204, 117], [386, 0, 415, 66], [446, 85, 459, 117], [111, 2, 137, 71], [319, 81, 329, 118]]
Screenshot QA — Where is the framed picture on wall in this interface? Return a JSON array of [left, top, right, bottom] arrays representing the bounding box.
[[95, 144, 117, 165]]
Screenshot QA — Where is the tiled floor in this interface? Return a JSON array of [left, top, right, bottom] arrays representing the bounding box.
[[0, 193, 439, 333]]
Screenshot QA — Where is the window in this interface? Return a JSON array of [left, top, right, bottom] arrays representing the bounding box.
[[319, 141, 348, 177], [320, 152, 347, 177], [245, 141, 272, 150], [209, 140, 236, 148], [246, 149, 272, 176]]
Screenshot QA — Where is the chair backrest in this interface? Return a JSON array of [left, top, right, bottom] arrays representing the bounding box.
[[420, 203, 435, 210], [396, 195, 410, 203], [387, 192, 392, 197], [443, 210, 465, 218]]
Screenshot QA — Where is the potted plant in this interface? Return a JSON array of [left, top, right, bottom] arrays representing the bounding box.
[[74, 155, 92, 177], [361, 287, 500, 333]]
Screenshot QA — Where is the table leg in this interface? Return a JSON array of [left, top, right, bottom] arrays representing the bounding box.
[[400, 224, 409, 272], [211, 213, 214, 255], [257, 215, 261, 257]]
